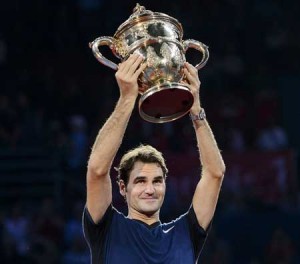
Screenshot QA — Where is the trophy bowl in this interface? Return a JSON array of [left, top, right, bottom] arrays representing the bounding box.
[[89, 3, 209, 123]]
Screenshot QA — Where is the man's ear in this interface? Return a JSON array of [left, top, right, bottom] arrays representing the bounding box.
[[119, 180, 126, 197]]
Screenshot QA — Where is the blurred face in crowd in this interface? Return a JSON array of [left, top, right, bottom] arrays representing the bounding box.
[[119, 161, 166, 217]]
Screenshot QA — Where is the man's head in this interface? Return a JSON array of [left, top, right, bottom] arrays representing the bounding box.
[[116, 145, 168, 217], [116, 145, 168, 185]]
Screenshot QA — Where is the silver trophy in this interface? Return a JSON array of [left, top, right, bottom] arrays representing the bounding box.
[[89, 3, 209, 123]]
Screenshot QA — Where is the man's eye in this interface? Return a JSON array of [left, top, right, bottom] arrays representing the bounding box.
[[137, 180, 145, 184], [154, 180, 162, 184]]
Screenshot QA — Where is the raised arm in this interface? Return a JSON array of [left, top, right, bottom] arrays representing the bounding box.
[[86, 54, 146, 223], [183, 62, 226, 230]]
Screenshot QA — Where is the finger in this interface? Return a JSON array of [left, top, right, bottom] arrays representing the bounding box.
[[117, 62, 125, 72], [122, 53, 140, 74], [127, 55, 144, 76], [180, 80, 189, 87], [180, 74, 190, 85], [183, 68, 194, 84], [117, 54, 135, 73], [133, 62, 147, 78], [184, 67, 199, 86], [184, 62, 198, 78]]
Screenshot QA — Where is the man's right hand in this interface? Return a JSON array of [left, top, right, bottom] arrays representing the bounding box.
[[115, 53, 147, 99]]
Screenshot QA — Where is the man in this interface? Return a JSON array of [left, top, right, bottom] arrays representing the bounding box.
[[83, 53, 226, 263]]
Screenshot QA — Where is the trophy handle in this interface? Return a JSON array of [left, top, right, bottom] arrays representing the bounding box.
[[89, 37, 118, 70], [183, 39, 209, 70]]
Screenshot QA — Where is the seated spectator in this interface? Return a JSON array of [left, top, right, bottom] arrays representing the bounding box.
[[33, 198, 64, 247], [256, 117, 288, 151], [3, 202, 29, 257], [64, 200, 85, 245], [62, 235, 90, 264]]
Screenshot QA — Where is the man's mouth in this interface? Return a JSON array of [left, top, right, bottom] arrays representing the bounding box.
[[141, 197, 157, 201]]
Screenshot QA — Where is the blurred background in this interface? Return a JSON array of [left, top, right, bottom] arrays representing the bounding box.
[[0, 0, 300, 263]]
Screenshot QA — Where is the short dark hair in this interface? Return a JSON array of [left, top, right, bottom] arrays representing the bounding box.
[[116, 145, 168, 186]]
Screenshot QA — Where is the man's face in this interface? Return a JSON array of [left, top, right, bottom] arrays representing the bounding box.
[[120, 161, 166, 217]]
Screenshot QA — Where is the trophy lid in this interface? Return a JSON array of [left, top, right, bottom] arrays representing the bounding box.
[[114, 3, 183, 39]]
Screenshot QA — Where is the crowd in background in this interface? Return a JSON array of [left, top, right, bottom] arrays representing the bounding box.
[[0, 0, 299, 263]]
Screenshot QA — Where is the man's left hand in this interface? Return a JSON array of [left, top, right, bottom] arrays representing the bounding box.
[[182, 62, 201, 114]]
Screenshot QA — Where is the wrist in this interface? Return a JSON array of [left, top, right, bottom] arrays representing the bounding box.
[[118, 95, 137, 109], [189, 108, 206, 121], [190, 106, 202, 116], [119, 93, 137, 102], [190, 98, 201, 114], [190, 105, 202, 116]]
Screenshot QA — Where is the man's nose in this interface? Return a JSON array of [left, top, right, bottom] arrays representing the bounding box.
[[144, 183, 155, 194]]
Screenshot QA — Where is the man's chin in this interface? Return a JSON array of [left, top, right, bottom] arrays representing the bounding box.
[[139, 205, 160, 217], [141, 210, 158, 217]]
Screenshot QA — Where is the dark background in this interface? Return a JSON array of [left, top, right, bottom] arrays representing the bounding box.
[[0, 0, 300, 263]]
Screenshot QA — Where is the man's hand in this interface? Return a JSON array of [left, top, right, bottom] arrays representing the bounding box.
[[115, 53, 147, 99], [183, 62, 201, 114]]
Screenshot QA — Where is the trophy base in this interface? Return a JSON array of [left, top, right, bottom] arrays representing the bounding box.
[[138, 82, 194, 123]]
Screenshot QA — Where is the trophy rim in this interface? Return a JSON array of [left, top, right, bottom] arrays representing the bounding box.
[[138, 83, 194, 123]]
